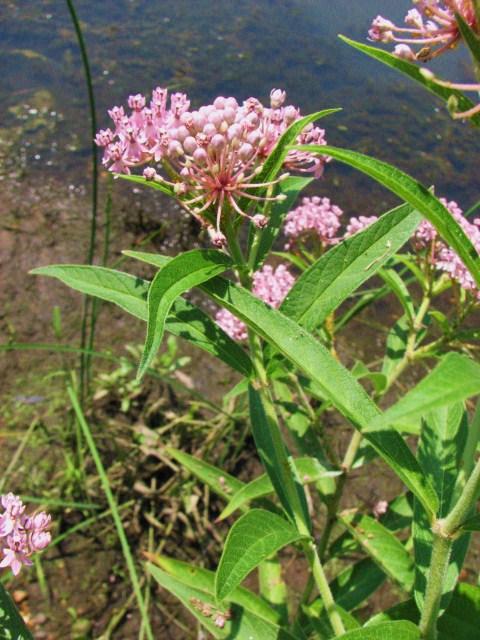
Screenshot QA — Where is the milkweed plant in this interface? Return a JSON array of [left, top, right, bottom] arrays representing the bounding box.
[[9, 1, 479, 638]]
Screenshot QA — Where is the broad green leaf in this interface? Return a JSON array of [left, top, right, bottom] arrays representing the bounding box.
[[339, 36, 480, 128], [149, 554, 280, 624], [166, 447, 244, 499], [378, 267, 415, 322], [215, 509, 305, 601], [31, 264, 253, 378], [329, 558, 386, 612], [218, 457, 341, 520], [87, 251, 439, 518], [302, 600, 360, 638], [258, 558, 289, 626], [414, 404, 470, 614], [339, 511, 414, 591], [138, 249, 232, 378], [369, 582, 480, 640], [380, 494, 413, 532], [280, 204, 421, 329], [0, 582, 34, 640], [293, 145, 480, 287], [252, 176, 313, 270], [148, 564, 300, 640], [377, 353, 480, 433], [456, 13, 480, 66], [248, 386, 311, 529], [338, 621, 420, 639], [116, 172, 175, 196]]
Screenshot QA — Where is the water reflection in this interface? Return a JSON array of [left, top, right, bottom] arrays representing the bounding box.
[[0, 0, 478, 210]]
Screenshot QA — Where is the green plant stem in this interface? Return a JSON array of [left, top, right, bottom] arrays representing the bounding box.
[[67, 386, 154, 640], [65, 0, 98, 401], [419, 457, 480, 638]]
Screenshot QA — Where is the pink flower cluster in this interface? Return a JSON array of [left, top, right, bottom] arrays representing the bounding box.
[[216, 264, 295, 340], [368, 1, 477, 62], [0, 494, 51, 576], [413, 197, 480, 297], [95, 88, 328, 244], [284, 197, 378, 248]]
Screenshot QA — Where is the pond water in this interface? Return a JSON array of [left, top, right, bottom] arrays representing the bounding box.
[[0, 0, 478, 224]]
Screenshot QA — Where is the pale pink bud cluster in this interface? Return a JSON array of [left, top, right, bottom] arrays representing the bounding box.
[[284, 196, 343, 247], [95, 88, 328, 240], [345, 215, 379, 237], [216, 264, 295, 341], [368, 2, 477, 62], [413, 197, 480, 298], [0, 494, 51, 576]]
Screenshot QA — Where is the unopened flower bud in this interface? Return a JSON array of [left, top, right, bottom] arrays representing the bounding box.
[[183, 136, 198, 154], [193, 148, 208, 165], [270, 88, 286, 109], [252, 214, 268, 228], [143, 167, 157, 181]]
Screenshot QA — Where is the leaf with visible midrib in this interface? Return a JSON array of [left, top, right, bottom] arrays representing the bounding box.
[[139, 249, 233, 378], [292, 144, 480, 288], [339, 35, 480, 128], [280, 203, 420, 329], [337, 621, 420, 639], [215, 509, 306, 601]]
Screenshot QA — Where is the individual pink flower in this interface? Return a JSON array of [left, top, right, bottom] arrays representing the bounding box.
[[284, 196, 343, 247], [96, 88, 328, 242], [344, 215, 378, 237], [216, 264, 295, 340], [0, 494, 51, 576], [373, 499, 388, 519]]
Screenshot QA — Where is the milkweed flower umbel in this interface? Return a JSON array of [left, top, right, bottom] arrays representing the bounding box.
[[368, 1, 477, 62], [95, 88, 328, 243], [215, 264, 295, 340], [0, 493, 51, 576], [284, 196, 343, 248]]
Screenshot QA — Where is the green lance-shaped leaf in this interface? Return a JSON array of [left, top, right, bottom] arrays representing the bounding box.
[[148, 564, 301, 640], [368, 582, 480, 640], [87, 250, 439, 518], [460, 514, 480, 531], [456, 12, 480, 67], [329, 558, 386, 612], [376, 352, 480, 434], [138, 249, 233, 378], [339, 35, 480, 128], [149, 554, 281, 624], [248, 386, 311, 529], [378, 267, 415, 323], [215, 509, 306, 602], [166, 447, 244, 500], [218, 457, 341, 520], [252, 176, 313, 271], [381, 315, 410, 389], [280, 203, 421, 329], [339, 512, 414, 592], [414, 404, 470, 615], [116, 172, 175, 196], [0, 582, 34, 640], [292, 145, 480, 287], [337, 621, 420, 640], [30, 264, 253, 379]]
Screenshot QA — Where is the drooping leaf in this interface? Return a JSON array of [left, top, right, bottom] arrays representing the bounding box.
[[378, 267, 415, 322], [280, 204, 420, 330], [88, 251, 439, 518], [248, 386, 311, 529], [339, 36, 480, 128], [218, 457, 340, 520], [138, 249, 233, 378], [148, 564, 301, 640], [337, 621, 420, 639], [292, 145, 480, 287], [252, 176, 313, 270], [414, 404, 470, 614], [31, 264, 253, 378], [149, 554, 280, 624], [369, 582, 480, 640], [0, 582, 34, 640], [116, 172, 175, 196], [339, 512, 414, 592], [215, 509, 306, 601]]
